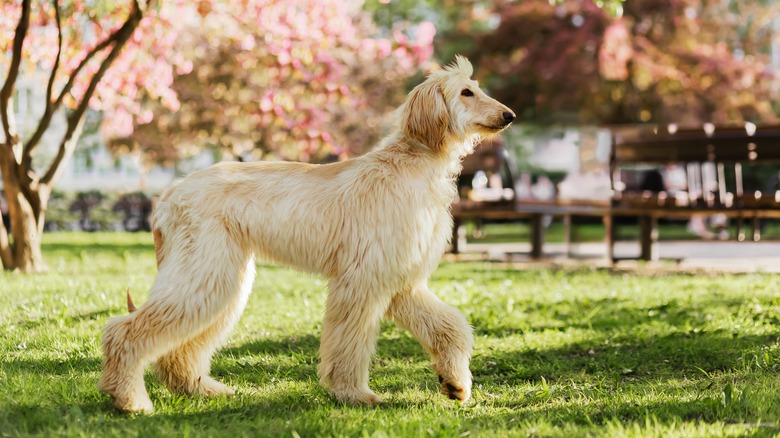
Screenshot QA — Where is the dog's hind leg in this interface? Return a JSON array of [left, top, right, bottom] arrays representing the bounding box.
[[387, 283, 474, 403], [99, 310, 157, 413], [317, 277, 392, 406], [99, 223, 252, 413], [155, 259, 256, 396]]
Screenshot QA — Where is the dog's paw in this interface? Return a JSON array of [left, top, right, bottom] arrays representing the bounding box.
[[332, 388, 383, 406], [197, 375, 236, 397], [113, 393, 154, 414], [99, 379, 154, 413], [438, 375, 471, 403]]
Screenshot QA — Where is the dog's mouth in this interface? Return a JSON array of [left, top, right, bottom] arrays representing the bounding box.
[[477, 123, 510, 132]]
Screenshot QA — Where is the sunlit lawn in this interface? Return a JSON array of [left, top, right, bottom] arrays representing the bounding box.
[[2, 232, 780, 437]]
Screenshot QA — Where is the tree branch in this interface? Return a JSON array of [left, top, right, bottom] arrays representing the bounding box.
[[45, 0, 62, 113], [54, 39, 113, 107], [42, 0, 146, 186], [0, 0, 30, 270], [0, 0, 31, 156], [22, 0, 63, 161]]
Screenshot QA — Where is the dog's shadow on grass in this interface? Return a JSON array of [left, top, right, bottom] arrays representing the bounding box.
[[5, 394, 334, 436], [221, 333, 320, 358], [220, 327, 427, 362], [216, 329, 429, 385]]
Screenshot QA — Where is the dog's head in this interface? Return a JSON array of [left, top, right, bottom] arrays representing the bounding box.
[[401, 56, 515, 156]]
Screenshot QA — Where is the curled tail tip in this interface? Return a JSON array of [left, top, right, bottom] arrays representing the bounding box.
[[126, 288, 137, 313]]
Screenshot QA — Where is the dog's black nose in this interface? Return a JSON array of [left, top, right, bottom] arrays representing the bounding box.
[[502, 111, 515, 124]]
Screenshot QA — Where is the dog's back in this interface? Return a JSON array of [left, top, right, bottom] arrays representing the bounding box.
[[150, 148, 454, 283]]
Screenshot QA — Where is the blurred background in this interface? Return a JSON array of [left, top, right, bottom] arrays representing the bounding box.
[[3, 0, 780, 234]]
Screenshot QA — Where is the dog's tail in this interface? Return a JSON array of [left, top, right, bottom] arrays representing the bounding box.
[[126, 288, 137, 313]]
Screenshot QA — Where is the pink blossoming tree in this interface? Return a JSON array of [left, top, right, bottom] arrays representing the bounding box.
[[0, 0, 433, 272], [0, 0, 173, 272], [109, 1, 435, 164]]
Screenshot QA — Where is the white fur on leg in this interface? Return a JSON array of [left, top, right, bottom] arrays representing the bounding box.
[[317, 278, 391, 406], [98, 315, 154, 413], [100, 223, 253, 413], [388, 284, 474, 402], [155, 260, 255, 396]]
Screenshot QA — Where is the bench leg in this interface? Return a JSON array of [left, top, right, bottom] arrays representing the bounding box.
[[752, 216, 761, 241], [737, 216, 745, 242], [451, 218, 463, 254], [530, 214, 544, 259], [639, 216, 658, 261], [604, 214, 615, 263]]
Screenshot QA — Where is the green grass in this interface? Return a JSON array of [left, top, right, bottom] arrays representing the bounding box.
[[2, 232, 780, 437], [464, 219, 780, 245]]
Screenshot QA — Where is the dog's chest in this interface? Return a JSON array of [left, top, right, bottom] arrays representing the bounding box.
[[400, 173, 455, 245], [405, 172, 457, 206]]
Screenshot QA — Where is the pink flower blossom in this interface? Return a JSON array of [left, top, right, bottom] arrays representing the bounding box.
[[1, 0, 434, 161]]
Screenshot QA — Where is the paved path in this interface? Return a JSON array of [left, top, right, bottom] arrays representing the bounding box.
[[451, 240, 780, 273]]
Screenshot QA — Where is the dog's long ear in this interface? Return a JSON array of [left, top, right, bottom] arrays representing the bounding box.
[[401, 80, 449, 152]]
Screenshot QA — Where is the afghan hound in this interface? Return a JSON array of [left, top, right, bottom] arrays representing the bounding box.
[[99, 55, 515, 412]]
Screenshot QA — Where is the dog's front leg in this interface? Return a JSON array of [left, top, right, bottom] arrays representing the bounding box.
[[387, 283, 474, 403], [317, 277, 390, 406]]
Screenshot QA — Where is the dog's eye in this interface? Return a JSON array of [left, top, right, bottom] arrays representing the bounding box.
[[461, 89, 474, 97]]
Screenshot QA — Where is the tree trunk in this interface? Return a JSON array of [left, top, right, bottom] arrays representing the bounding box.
[[0, 150, 47, 273], [8, 191, 45, 273], [0, 208, 12, 269]]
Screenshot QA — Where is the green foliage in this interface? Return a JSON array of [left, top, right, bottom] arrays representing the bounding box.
[[473, 0, 780, 126], [2, 232, 780, 436]]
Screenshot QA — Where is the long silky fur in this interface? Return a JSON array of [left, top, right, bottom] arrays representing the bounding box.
[[98, 56, 514, 413]]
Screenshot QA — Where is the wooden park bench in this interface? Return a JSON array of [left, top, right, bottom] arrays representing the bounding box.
[[451, 124, 780, 262], [606, 124, 780, 261], [450, 139, 610, 258]]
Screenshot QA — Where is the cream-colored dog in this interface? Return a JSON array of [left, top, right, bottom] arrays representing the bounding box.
[[99, 56, 514, 413]]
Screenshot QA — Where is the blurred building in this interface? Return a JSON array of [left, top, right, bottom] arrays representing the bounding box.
[[4, 72, 217, 195]]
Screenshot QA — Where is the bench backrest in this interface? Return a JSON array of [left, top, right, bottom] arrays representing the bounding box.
[[612, 125, 780, 164], [609, 124, 780, 209]]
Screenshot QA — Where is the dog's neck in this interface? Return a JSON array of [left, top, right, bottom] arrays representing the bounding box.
[[441, 134, 482, 166], [374, 131, 481, 177]]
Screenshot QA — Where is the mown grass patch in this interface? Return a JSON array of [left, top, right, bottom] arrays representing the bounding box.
[[1, 232, 780, 437]]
